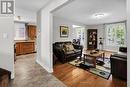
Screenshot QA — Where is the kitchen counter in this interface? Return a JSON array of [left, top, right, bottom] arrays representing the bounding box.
[[15, 40, 36, 56], [14, 40, 35, 43]]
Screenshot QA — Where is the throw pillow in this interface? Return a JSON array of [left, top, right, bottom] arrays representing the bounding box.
[[63, 44, 70, 52], [63, 44, 74, 52], [68, 44, 74, 51]]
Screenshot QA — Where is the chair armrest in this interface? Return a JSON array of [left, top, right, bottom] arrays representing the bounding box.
[[110, 53, 127, 80], [110, 54, 127, 62], [111, 53, 127, 59]]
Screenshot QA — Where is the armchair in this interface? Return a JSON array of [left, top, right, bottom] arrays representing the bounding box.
[[110, 47, 127, 80]]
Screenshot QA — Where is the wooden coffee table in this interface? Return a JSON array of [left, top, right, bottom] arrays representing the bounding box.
[[83, 50, 105, 68]]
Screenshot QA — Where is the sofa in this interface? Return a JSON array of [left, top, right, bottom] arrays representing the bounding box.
[[53, 41, 83, 63], [110, 47, 127, 80]]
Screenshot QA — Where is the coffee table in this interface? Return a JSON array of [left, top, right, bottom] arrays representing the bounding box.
[[83, 50, 105, 68]]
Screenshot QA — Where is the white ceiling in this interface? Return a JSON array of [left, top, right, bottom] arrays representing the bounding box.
[[15, 0, 52, 12], [53, 0, 126, 25]]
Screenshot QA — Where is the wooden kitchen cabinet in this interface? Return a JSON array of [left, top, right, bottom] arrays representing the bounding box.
[[15, 43, 21, 55], [27, 25, 36, 40], [15, 42, 35, 56]]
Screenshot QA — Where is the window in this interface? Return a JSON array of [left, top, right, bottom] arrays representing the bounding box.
[[105, 22, 126, 46], [72, 25, 84, 40], [14, 22, 27, 40]]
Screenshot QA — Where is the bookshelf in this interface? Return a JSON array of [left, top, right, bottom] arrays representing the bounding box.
[[87, 29, 97, 50]]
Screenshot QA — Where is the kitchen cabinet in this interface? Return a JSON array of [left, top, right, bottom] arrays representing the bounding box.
[[15, 42, 35, 55], [27, 25, 36, 40]]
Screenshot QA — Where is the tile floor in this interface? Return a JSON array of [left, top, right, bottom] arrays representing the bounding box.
[[9, 53, 66, 87]]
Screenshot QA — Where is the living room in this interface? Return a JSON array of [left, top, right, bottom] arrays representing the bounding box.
[[0, 0, 129, 87], [52, 0, 127, 87]]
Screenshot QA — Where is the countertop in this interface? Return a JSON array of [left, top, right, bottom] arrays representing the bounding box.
[[14, 40, 35, 43]]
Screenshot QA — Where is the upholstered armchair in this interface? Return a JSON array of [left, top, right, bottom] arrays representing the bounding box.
[[110, 47, 127, 80]]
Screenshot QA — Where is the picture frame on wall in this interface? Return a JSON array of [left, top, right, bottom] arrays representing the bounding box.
[[60, 26, 69, 37]]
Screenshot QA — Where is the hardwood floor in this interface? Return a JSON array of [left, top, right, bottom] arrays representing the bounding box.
[[53, 51, 127, 87]]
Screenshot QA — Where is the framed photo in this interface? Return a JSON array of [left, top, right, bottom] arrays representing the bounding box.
[[60, 26, 69, 37]]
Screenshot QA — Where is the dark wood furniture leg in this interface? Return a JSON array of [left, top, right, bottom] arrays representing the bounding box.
[[102, 52, 105, 61], [92, 57, 96, 68], [83, 54, 85, 64]]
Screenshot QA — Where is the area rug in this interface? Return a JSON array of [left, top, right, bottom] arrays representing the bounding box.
[[89, 68, 111, 79], [69, 58, 111, 79]]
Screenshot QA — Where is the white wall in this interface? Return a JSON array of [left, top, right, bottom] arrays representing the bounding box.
[[14, 8, 36, 23], [53, 16, 85, 43], [53, 19, 126, 52], [0, 17, 14, 79], [37, 0, 70, 73], [127, 0, 130, 86], [87, 24, 121, 52], [0, 6, 36, 80]]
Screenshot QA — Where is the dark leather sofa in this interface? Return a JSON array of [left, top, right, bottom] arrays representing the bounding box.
[[110, 47, 127, 80], [53, 41, 83, 63]]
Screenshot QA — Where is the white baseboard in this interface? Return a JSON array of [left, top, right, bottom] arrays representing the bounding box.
[[36, 59, 53, 73], [11, 73, 14, 79]]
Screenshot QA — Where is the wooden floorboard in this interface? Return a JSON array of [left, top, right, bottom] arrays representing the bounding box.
[[53, 51, 127, 87], [53, 63, 127, 87]]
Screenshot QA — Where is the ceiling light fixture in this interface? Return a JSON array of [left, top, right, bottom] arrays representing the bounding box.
[[93, 13, 108, 19]]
